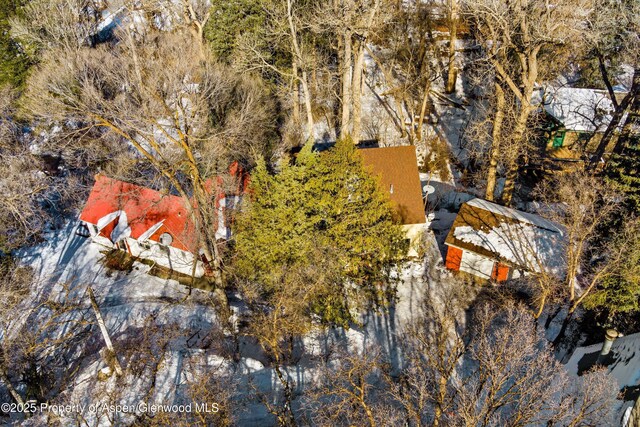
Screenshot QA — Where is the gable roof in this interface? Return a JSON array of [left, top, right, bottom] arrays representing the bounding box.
[[79, 164, 248, 253], [532, 87, 625, 133], [445, 198, 565, 274], [79, 175, 199, 252], [359, 146, 426, 225]]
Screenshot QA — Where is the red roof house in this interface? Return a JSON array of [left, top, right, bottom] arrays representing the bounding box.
[[79, 164, 247, 276], [79, 176, 199, 252]]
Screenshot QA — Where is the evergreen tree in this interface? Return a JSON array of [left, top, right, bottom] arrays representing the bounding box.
[[233, 138, 406, 326], [583, 219, 640, 318], [605, 138, 640, 215], [0, 0, 30, 88], [204, 0, 266, 61], [305, 138, 408, 304]]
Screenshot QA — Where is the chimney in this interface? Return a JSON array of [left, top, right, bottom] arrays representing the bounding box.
[[600, 329, 619, 357]]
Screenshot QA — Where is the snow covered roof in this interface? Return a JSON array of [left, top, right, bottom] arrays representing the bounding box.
[[79, 164, 248, 252], [445, 198, 565, 274], [360, 146, 426, 225], [566, 332, 640, 417], [532, 87, 624, 133]]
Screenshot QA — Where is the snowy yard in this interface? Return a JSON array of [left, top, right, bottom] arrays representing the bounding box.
[[11, 221, 456, 426]]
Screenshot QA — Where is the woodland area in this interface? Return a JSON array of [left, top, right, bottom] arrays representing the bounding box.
[[0, 0, 639, 426]]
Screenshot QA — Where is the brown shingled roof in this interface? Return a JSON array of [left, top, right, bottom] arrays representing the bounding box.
[[360, 146, 426, 225], [444, 198, 565, 273], [444, 202, 520, 263]]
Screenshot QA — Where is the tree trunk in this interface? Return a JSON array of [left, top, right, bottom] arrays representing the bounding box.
[[567, 254, 578, 303], [87, 286, 124, 376], [500, 88, 533, 205], [485, 81, 505, 201], [416, 77, 432, 141], [445, 0, 458, 94], [300, 72, 314, 140], [591, 68, 639, 167], [433, 373, 448, 426], [285, 0, 313, 141], [352, 42, 366, 143], [341, 32, 352, 138], [0, 347, 24, 406], [534, 291, 547, 319], [596, 51, 619, 109], [501, 164, 518, 206], [611, 85, 640, 155], [292, 60, 301, 126], [192, 185, 224, 288], [273, 362, 297, 426]]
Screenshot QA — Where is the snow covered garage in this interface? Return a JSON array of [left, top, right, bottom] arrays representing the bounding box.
[[444, 198, 565, 282]]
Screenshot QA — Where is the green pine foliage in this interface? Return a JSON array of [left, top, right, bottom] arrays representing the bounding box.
[[233, 138, 407, 327], [0, 0, 30, 88], [204, 0, 266, 61], [605, 139, 640, 214], [584, 275, 640, 316], [583, 220, 640, 316]]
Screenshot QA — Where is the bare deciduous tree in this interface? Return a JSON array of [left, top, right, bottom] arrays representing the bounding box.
[[366, 1, 443, 144], [23, 28, 274, 287], [233, 0, 316, 141], [463, 0, 589, 204], [534, 171, 620, 308], [386, 286, 467, 427], [242, 257, 343, 426], [0, 88, 70, 251], [302, 298, 618, 427], [445, 0, 459, 94], [306, 347, 403, 427], [584, 0, 640, 165], [313, 0, 384, 142], [11, 0, 106, 58]]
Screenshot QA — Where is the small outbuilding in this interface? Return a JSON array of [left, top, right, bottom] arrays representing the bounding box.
[[533, 86, 626, 154], [444, 198, 565, 281]]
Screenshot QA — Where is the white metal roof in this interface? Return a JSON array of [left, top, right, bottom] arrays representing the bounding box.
[[532, 87, 621, 132]]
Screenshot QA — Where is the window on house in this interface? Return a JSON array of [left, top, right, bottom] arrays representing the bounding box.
[[491, 262, 510, 282], [552, 131, 565, 148], [159, 232, 173, 246], [76, 223, 90, 238], [576, 132, 592, 150]]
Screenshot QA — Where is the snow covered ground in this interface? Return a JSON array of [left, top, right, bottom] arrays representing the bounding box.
[[11, 220, 455, 426]]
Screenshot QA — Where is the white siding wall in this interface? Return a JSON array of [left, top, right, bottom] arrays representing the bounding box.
[[460, 250, 494, 279], [126, 238, 204, 277], [403, 223, 426, 258], [84, 222, 204, 277]]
